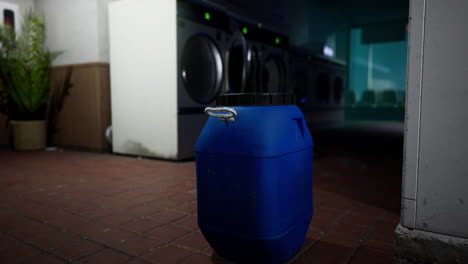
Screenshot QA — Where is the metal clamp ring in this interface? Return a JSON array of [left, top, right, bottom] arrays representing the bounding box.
[[205, 107, 237, 122]]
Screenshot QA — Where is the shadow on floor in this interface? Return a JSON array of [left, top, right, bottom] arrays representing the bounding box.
[[311, 125, 404, 214]]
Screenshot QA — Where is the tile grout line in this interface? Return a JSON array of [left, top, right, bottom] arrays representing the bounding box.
[[344, 212, 387, 264], [5, 205, 200, 263], [289, 204, 360, 263]]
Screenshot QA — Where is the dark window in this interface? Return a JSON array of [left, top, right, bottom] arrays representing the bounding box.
[[3, 9, 15, 29]]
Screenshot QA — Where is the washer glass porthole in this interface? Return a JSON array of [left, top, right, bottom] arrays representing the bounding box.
[[180, 35, 223, 104], [263, 55, 286, 93]]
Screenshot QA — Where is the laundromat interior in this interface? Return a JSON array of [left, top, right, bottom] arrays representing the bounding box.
[[1, 0, 468, 263]]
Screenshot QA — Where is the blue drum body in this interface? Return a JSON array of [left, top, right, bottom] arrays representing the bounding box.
[[195, 105, 313, 264]]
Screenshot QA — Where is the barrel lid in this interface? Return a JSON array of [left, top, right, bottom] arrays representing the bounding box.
[[217, 93, 295, 106]]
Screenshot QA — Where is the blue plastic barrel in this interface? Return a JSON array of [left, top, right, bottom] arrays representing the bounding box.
[[195, 94, 313, 264]]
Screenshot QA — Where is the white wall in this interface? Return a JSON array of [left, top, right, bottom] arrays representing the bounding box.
[[97, 0, 116, 63], [35, 0, 115, 66], [0, 0, 34, 13]]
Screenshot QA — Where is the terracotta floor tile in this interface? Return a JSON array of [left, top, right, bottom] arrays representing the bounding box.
[[349, 246, 396, 264], [96, 213, 138, 227], [180, 253, 213, 264], [28, 230, 80, 251], [5, 216, 56, 241], [78, 207, 116, 220], [142, 244, 194, 264], [121, 218, 165, 234], [126, 257, 153, 264], [149, 210, 187, 225], [201, 246, 214, 256], [173, 231, 209, 251], [145, 225, 192, 242], [309, 218, 336, 231], [53, 238, 103, 261], [363, 239, 395, 251], [45, 210, 90, 230], [306, 227, 324, 241], [21, 253, 67, 264], [169, 192, 197, 202], [172, 202, 198, 215], [341, 212, 381, 227], [148, 199, 185, 210], [125, 204, 165, 218], [87, 227, 136, 246], [0, 234, 20, 251], [59, 199, 94, 214], [369, 228, 397, 244], [321, 230, 363, 248], [302, 241, 356, 264], [113, 236, 165, 256], [172, 215, 199, 231], [75, 248, 131, 264], [66, 220, 112, 239], [0, 243, 42, 263]]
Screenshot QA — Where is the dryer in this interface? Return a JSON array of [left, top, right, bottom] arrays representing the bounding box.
[[109, 0, 232, 160]]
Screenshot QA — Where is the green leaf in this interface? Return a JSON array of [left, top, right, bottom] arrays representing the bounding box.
[[0, 8, 61, 119]]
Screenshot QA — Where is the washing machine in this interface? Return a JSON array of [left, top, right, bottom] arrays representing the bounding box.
[[308, 56, 347, 107], [109, 0, 233, 160], [257, 28, 290, 94], [224, 17, 262, 94], [306, 55, 348, 129], [177, 0, 231, 109], [288, 48, 313, 109], [226, 16, 290, 94]]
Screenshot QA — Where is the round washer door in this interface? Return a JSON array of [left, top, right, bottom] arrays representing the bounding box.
[[226, 32, 251, 94], [333, 77, 344, 104], [317, 73, 331, 104], [180, 34, 223, 104], [262, 54, 286, 93], [294, 69, 308, 103]]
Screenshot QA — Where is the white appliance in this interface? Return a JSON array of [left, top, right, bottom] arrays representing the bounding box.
[[109, 0, 232, 160], [0, 2, 20, 33]]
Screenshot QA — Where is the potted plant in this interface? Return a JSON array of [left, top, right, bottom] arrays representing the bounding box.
[[0, 10, 60, 150]]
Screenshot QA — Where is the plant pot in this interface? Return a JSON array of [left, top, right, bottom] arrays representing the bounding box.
[[10, 120, 46, 151]]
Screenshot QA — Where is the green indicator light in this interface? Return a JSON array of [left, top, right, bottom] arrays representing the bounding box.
[[242, 27, 248, 34], [204, 12, 211, 20], [275, 37, 280, 44], [307, 56, 311, 61]]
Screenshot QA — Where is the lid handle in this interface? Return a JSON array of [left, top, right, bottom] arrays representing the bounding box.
[[205, 107, 237, 122]]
